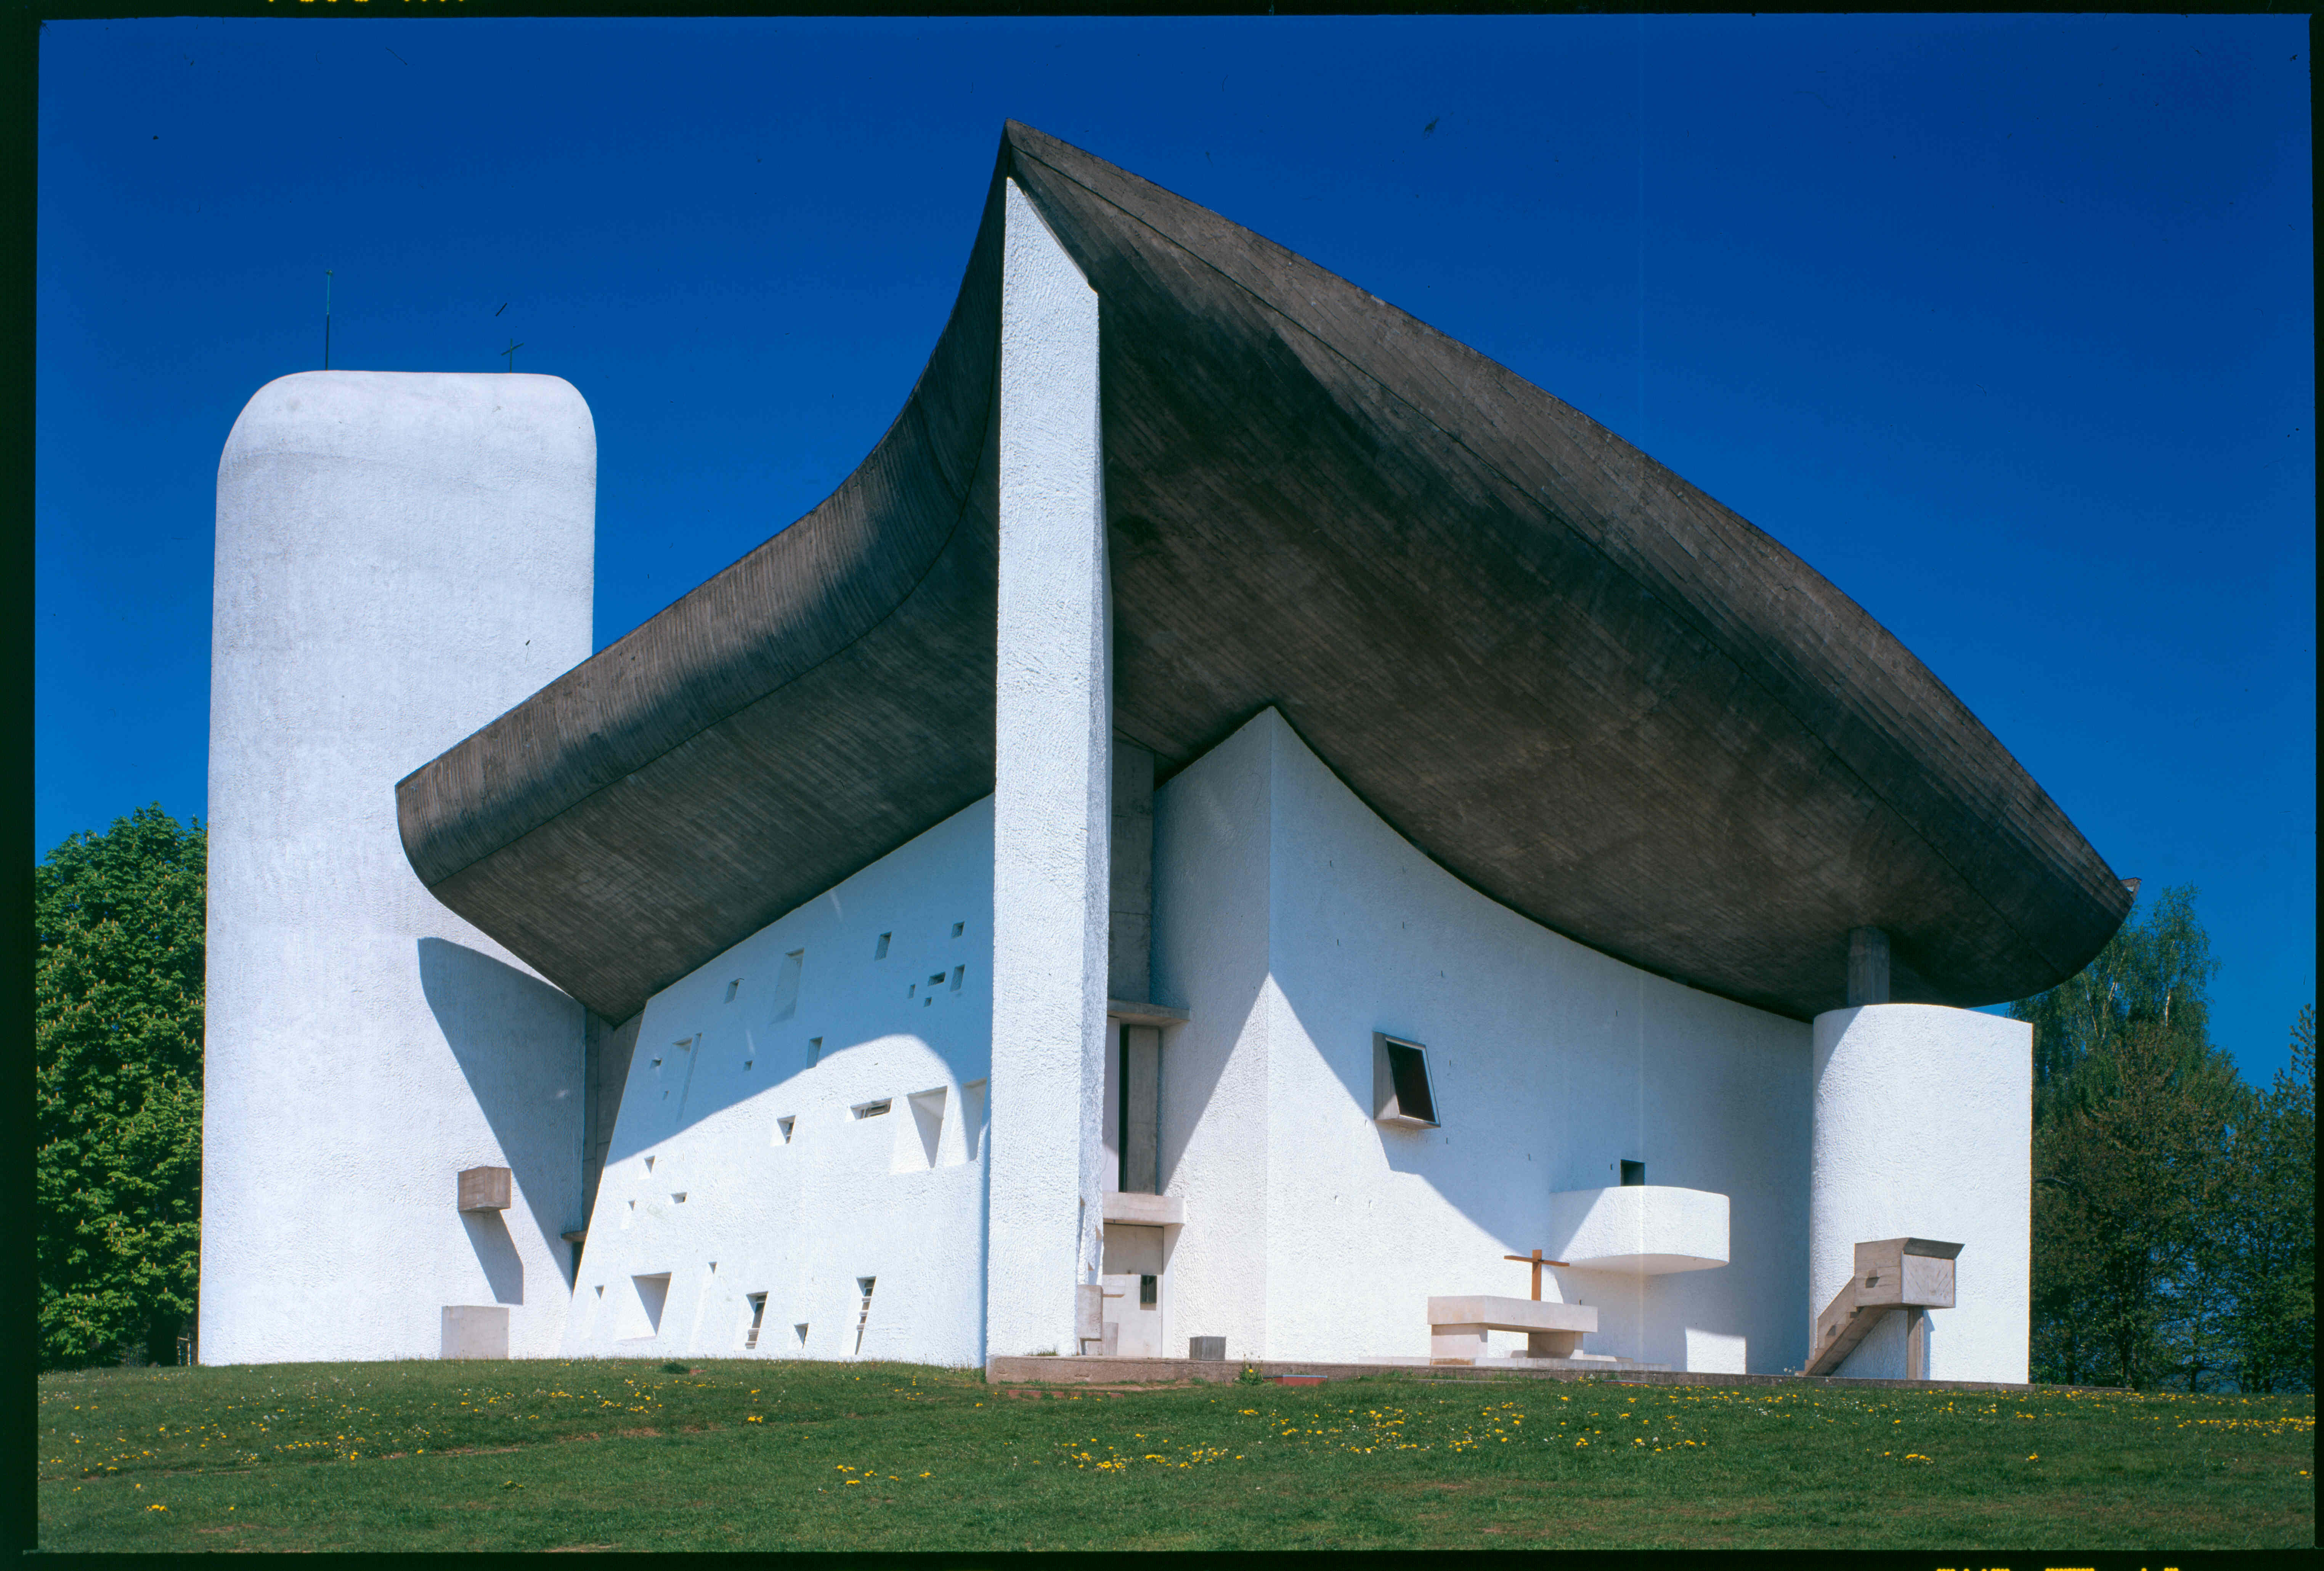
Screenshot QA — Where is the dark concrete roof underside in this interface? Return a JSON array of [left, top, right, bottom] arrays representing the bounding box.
[[397, 122, 2129, 1026]]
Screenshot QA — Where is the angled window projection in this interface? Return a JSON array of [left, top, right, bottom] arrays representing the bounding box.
[[626, 1273, 671, 1340], [959, 1079, 988, 1163], [853, 1277, 877, 1355], [902, 1087, 947, 1169], [1372, 1034, 1439, 1128], [771, 950, 805, 1022], [744, 1292, 767, 1350]]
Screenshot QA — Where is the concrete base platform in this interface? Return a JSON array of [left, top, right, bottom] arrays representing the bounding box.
[[984, 1353, 2119, 1394]]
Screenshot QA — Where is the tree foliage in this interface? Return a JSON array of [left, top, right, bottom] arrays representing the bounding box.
[[2226, 1007, 2315, 1392], [35, 806, 206, 1369], [2017, 887, 2313, 1391], [2017, 883, 2216, 1125]]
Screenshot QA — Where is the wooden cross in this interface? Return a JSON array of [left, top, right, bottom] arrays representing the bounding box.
[[501, 338, 526, 372], [1503, 1249, 1568, 1301]]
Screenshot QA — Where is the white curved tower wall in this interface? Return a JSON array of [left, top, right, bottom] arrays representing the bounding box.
[[1809, 1004, 2031, 1382], [202, 371, 595, 1364]]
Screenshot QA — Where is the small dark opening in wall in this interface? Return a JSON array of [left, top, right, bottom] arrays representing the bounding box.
[[1386, 1041, 1436, 1125], [1621, 1159, 1646, 1187], [874, 932, 892, 959], [951, 922, 965, 938], [1139, 1274, 1157, 1307], [745, 1292, 767, 1350], [854, 1099, 891, 1119]]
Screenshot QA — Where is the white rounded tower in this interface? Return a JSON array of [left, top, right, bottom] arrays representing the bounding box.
[[201, 371, 595, 1363], [1808, 1004, 2032, 1383]]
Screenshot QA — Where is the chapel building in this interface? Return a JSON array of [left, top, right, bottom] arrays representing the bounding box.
[[199, 124, 2128, 1382]]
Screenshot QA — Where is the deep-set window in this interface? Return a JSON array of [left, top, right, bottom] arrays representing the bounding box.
[[1372, 1033, 1439, 1127]]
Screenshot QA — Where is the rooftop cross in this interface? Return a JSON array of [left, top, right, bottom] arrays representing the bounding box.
[[1503, 1248, 1568, 1302], [501, 338, 526, 373]]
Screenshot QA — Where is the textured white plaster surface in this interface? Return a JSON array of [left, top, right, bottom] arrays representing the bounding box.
[[202, 372, 594, 1363], [1152, 710, 1814, 1371], [562, 802, 995, 1366], [1810, 1005, 2031, 1382], [988, 178, 1112, 1359], [1548, 1185, 1731, 1273], [1685, 1327, 1748, 1374]]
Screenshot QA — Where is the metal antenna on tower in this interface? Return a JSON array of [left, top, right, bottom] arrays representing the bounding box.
[[324, 269, 333, 370]]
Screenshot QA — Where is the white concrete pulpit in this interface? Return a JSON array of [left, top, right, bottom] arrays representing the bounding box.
[[1426, 1295, 1598, 1363], [1547, 1185, 1730, 1273]]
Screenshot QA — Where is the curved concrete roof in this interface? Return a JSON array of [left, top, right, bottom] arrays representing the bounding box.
[[397, 122, 2128, 1026]]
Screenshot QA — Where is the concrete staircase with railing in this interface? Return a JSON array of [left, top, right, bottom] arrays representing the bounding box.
[[1804, 1238, 1961, 1379]]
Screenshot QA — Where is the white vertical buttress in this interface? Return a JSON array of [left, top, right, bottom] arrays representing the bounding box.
[[987, 179, 1111, 1359]]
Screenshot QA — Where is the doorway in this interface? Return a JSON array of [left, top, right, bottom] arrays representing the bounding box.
[[1099, 1224, 1165, 1358]]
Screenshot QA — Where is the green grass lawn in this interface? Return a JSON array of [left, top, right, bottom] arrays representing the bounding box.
[[36, 1358, 2313, 1551]]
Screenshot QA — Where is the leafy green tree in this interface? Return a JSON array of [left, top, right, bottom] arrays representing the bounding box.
[[35, 806, 206, 1368], [2017, 883, 2216, 1125], [2226, 1007, 2315, 1392], [2028, 1017, 2242, 1388], [2020, 887, 2315, 1391], [2019, 886, 2233, 1388]]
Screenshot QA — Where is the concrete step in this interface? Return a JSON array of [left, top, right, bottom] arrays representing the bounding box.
[[984, 1352, 2111, 1394]]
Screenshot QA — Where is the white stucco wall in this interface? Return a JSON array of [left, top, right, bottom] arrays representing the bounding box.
[[1810, 1004, 2032, 1383], [1152, 709, 1815, 1372], [202, 371, 595, 1363], [987, 177, 1113, 1359], [561, 800, 995, 1366]]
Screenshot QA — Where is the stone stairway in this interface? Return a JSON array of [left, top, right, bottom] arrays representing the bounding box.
[[1805, 1237, 1961, 1379]]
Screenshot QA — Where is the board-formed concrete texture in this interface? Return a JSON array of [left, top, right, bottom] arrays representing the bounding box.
[[202, 371, 594, 1363], [396, 122, 2128, 1030], [1809, 1005, 2033, 1383]]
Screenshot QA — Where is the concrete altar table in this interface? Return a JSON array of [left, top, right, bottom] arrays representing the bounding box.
[[1427, 1295, 1598, 1363]]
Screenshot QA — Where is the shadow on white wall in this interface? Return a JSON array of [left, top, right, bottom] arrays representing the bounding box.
[[418, 937, 586, 1293], [459, 1210, 525, 1304]]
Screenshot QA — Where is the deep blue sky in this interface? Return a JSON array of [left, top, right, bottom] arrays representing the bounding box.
[[36, 16, 2313, 1080]]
